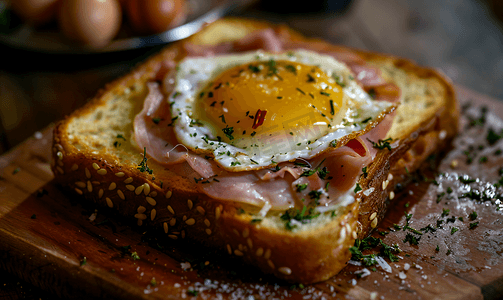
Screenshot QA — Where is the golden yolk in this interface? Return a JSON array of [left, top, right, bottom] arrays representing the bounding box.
[[195, 60, 344, 144]]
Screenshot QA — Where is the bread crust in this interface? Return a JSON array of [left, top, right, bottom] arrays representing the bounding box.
[[50, 18, 458, 283]]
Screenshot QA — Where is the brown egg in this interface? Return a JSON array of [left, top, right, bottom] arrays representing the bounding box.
[[58, 0, 122, 48], [124, 0, 187, 35], [11, 0, 60, 25]]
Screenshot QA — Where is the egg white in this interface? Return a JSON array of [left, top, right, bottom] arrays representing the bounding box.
[[168, 50, 395, 171]]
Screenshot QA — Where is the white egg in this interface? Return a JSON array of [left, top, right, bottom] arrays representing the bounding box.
[[168, 50, 395, 171]]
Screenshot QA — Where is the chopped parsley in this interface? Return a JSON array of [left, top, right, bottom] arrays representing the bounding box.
[[80, 257, 87, 266], [403, 233, 420, 245], [137, 147, 153, 174], [354, 183, 362, 193], [222, 126, 234, 140], [450, 227, 459, 235], [152, 117, 161, 124], [280, 206, 320, 230], [469, 211, 478, 220], [486, 128, 502, 145], [469, 222, 479, 229], [367, 138, 393, 150], [131, 252, 140, 260], [308, 190, 322, 202], [296, 88, 306, 95], [296, 183, 308, 192], [187, 290, 199, 296], [362, 166, 368, 178]]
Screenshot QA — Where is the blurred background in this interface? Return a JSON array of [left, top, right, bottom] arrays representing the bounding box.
[[1, 0, 503, 298], [2, 0, 503, 156]]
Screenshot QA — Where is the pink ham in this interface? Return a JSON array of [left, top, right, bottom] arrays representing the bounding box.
[[133, 28, 398, 210]]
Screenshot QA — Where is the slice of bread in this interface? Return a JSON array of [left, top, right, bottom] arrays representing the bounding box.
[[50, 18, 458, 283]]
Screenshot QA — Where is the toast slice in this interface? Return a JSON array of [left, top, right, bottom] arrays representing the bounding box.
[[50, 18, 458, 283]]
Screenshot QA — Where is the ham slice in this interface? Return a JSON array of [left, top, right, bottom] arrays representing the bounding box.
[[133, 29, 397, 210]]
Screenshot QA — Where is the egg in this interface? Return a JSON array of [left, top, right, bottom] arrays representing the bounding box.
[[58, 0, 122, 48], [10, 0, 60, 25], [169, 50, 395, 171], [124, 0, 187, 34]]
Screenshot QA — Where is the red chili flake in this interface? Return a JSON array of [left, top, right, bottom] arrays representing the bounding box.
[[252, 109, 267, 129]]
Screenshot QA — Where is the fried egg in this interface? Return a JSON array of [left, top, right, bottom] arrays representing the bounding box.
[[169, 50, 395, 171]]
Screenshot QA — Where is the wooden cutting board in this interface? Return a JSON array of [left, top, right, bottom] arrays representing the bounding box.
[[0, 86, 502, 300]]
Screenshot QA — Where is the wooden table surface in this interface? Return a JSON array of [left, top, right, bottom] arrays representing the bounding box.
[[1, 0, 503, 299]]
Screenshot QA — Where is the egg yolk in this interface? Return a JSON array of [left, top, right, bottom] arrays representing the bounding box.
[[195, 60, 345, 146]]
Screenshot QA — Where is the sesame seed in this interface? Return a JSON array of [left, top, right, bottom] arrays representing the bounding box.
[[182, 215, 187, 221], [371, 217, 378, 228], [135, 185, 144, 195], [151, 209, 157, 221], [181, 230, 185, 239], [143, 183, 150, 195], [382, 180, 389, 190], [163, 222, 168, 234], [126, 185, 135, 191], [352, 230, 358, 239], [75, 188, 83, 195], [115, 172, 125, 177], [234, 250, 243, 256], [267, 260, 275, 269], [75, 181, 86, 188], [247, 238, 253, 248], [233, 229, 239, 236], [205, 228, 212, 235], [124, 177, 133, 184], [57, 160, 64, 167], [109, 182, 116, 190], [92, 181, 100, 185], [165, 190, 172, 198], [215, 206, 222, 220], [345, 224, 351, 234], [167, 205, 175, 214], [87, 181, 92, 192], [238, 244, 243, 251], [149, 191, 157, 197], [137, 219, 143, 226], [242, 228, 249, 238], [169, 218, 176, 226], [56, 151, 63, 160], [185, 218, 195, 225], [146, 197, 157, 206], [97, 169, 107, 175], [370, 212, 377, 221], [278, 267, 292, 275], [256, 248, 263, 257], [387, 173, 393, 181], [71, 164, 78, 171], [134, 213, 147, 220], [196, 206, 205, 215], [264, 249, 271, 259], [98, 189, 103, 199], [117, 190, 125, 200], [85, 168, 91, 179], [187, 200, 193, 210], [338, 227, 346, 243], [226, 244, 232, 255], [106, 197, 113, 208], [389, 191, 395, 200], [92, 163, 99, 170], [56, 167, 64, 174], [168, 235, 178, 240], [204, 219, 210, 227], [137, 206, 146, 213]]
